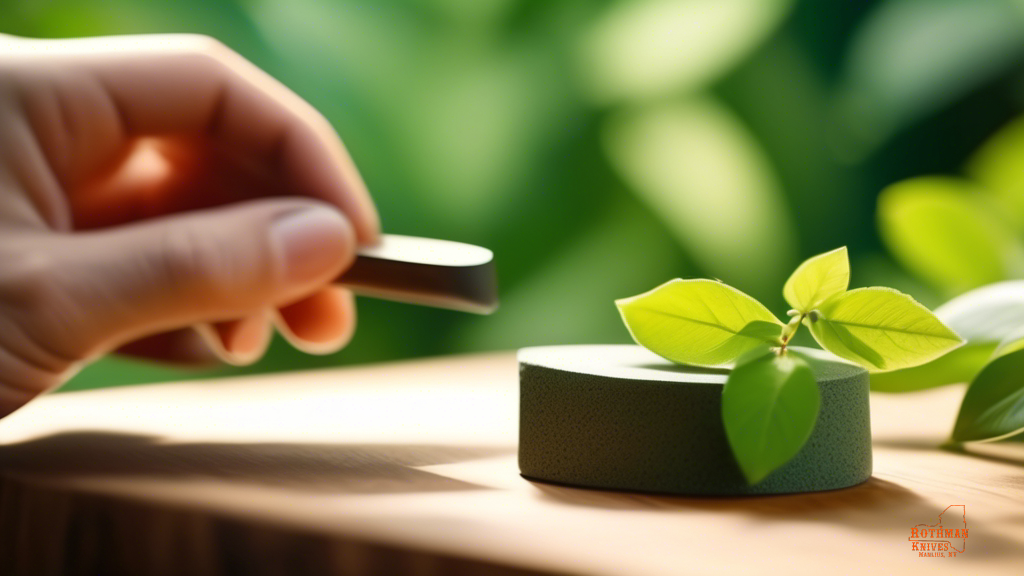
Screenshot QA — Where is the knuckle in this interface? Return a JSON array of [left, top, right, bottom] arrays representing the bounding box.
[[0, 346, 65, 417], [176, 33, 229, 56], [0, 365, 57, 400], [0, 35, 19, 73], [159, 227, 218, 295], [0, 58, 22, 103], [155, 34, 237, 77], [158, 226, 245, 304], [0, 57, 11, 86], [0, 383, 36, 418], [0, 247, 65, 315], [0, 247, 87, 366], [305, 107, 336, 136], [175, 34, 238, 67]]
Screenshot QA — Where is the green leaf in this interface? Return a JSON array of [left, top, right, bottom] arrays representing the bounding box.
[[616, 279, 783, 368], [877, 177, 1017, 295], [952, 347, 1024, 442], [722, 352, 820, 484], [967, 115, 1024, 232], [809, 288, 964, 372], [869, 280, 1024, 392], [783, 247, 850, 312]]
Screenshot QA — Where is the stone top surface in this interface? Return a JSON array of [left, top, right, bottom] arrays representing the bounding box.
[[518, 344, 866, 384]]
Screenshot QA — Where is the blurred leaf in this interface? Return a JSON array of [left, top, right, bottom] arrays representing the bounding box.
[[393, 46, 577, 235], [249, 0, 426, 129], [449, 196, 683, 351], [717, 33, 862, 255], [992, 325, 1024, 357], [836, 0, 1024, 153], [603, 97, 796, 295], [869, 343, 996, 392], [253, 0, 428, 98], [254, 0, 584, 240], [934, 280, 1024, 343], [967, 115, 1024, 231], [952, 347, 1024, 442], [579, 0, 794, 102], [616, 279, 783, 368], [809, 288, 964, 372], [722, 352, 819, 484], [877, 177, 1020, 296], [784, 247, 849, 313], [852, 253, 941, 309], [412, 0, 519, 25]]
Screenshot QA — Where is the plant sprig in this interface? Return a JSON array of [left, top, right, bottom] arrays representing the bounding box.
[[616, 246, 963, 485]]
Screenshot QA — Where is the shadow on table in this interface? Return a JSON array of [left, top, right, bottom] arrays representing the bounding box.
[[530, 475, 1024, 559], [0, 431, 513, 494], [876, 436, 1024, 470], [527, 475, 922, 513]]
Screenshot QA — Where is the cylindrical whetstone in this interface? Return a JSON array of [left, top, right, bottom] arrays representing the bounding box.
[[518, 345, 872, 496]]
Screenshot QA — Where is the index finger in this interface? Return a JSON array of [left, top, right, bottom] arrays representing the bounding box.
[[15, 34, 380, 243]]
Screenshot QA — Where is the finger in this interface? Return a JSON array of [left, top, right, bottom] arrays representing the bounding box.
[[116, 327, 220, 366], [31, 198, 355, 361], [0, 344, 66, 419], [11, 34, 380, 242], [0, 106, 73, 231], [274, 286, 356, 355], [195, 312, 273, 366]]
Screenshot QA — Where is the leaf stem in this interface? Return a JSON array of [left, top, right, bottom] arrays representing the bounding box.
[[779, 313, 805, 353]]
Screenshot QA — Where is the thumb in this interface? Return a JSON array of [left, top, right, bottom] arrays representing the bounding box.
[[44, 199, 355, 359]]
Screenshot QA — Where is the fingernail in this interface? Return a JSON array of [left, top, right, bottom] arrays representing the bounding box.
[[271, 206, 353, 284]]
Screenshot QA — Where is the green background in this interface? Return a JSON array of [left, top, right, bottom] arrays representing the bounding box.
[[5, 0, 1024, 391]]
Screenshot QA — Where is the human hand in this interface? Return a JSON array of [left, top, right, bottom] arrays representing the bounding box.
[[0, 33, 380, 417]]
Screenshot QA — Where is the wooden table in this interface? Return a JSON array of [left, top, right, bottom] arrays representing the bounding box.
[[1, 352, 1022, 575]]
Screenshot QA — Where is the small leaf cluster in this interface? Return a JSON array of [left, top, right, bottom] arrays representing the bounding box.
[[616, 247, 964, 485]]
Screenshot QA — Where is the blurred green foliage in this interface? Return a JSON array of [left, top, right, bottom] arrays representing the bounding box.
[[879, 176, 1022, 296], [873, 106, 1024, 393], [5, 0, 1024, 391]]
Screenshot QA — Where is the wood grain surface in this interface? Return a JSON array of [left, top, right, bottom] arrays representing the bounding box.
[[1, 351, 1022, 575]]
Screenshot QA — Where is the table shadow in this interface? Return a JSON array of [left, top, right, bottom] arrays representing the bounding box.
[[528, 476, 1024, 559], [0, 431, 513, 494], [877, 436, 1024, 470], [527, 475, 919, 513]]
